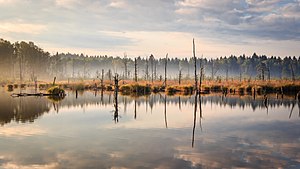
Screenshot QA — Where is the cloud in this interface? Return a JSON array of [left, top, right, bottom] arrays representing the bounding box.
[[0, 22, 46, 34], [175, 0, 300, 41], [0, 0, 299, 57], [1, 162, 58, 169], [108, 0, 127, 8], [0, 125, 46, 137]]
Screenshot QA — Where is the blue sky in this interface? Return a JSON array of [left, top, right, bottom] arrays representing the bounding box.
[[0, 0, 299, 58]]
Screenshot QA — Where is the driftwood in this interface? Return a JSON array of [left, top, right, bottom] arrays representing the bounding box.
[[11, 93, 65, 97]]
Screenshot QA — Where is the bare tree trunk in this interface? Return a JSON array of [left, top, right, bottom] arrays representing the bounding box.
[[72, 58, 75, 79], [164, 53, 168, 88], [179, 69, 182, 85], [134, 58, 138, 82], [199, 68, 203, 92], [193, 39, 198, 93], [146, 58, 149, 81], [290, 64, 295, 81], [101, 69, 104, 89], [151, 56, 154, 83], [226, 66, 228, 81], [267, 66, 270, 81], [240, 71, 242, 82], [154, 61, 157, 81], [84, 57, 87, 79], [123, 53, 128, 80], [211, 60, 214, 80]]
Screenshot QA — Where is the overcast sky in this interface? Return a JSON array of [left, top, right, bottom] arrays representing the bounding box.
[[0, 0, 299, 58]]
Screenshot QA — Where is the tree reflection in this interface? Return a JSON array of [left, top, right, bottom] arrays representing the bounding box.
[[134, 97, 137, 119], [0, 93, 53, 125], [164, 95, 168, 128], [192, 94, 198, 148], [192, 93, 204, 148]]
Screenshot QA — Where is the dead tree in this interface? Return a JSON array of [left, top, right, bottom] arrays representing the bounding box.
[[108, 69, 112, 83], [290, 64, 295, 81], [72, 58, 75, 79], [267, 66, 270, 81], [101, 69, 104, 89], [145, 58, 149, 81], [164, 53, 168, 88], [210, 60, 219, 81], [123, 53, 128, 80], [83, 57, 87, 79], [199, 68, 203, 92], [134, 58, 138, 82], [193, 39, 198, 92], [226, 66, 229, 81], [178, 69, 182, 85], [154, 61, 157, 81], [149, 54, 154, 83]]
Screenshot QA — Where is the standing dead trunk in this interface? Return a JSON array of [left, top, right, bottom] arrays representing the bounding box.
[[199, 68, 203, 92], [193, 39, 198, 93], [123, 53, 128, 80], [178, 69, 182, 85], [164, 53, 168, 89], [101, 69, 104, 89], [134, 58, 138, 82], [290, 64, 295, 82], [145, 58, 149, 81], [154, 61, 157, 81], [53, 77, 56, 86]]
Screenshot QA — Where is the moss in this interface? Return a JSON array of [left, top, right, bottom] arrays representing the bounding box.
[[182, 85, 194, 95], [120, 85, 131, 95], [47, 86, 65, 95], [106, 85, 113, 91], [7, 84, 13, 91], [74, 83, 85, 90], [210, 85, 221, 92], [39, 84, 47, 89], [237, 87, 244, 95], [282, 84, 300, 94], [245, 86, 252, 93], [203, 86, 210, 93], [166, 86, 180, 95]]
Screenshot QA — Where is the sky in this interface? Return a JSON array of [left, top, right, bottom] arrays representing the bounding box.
[[0, 0, 300, 58]]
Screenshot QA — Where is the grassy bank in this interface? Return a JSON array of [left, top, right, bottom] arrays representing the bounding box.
[[4, 79, 300, 96]]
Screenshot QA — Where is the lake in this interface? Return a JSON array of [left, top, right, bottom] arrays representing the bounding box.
[[0, 87, 299, 169]]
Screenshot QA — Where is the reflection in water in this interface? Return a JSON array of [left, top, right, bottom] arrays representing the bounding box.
[[0, 91, 51, 125], [164, 95, 168, 128], [192, 94, 197, 148], [1, 88, 300, 168], [192, 94, 204, 148], [199, 94, 203, 132], [134, 97, 137, 119]]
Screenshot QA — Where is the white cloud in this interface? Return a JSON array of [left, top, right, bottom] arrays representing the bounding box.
[[0, 0, 299, 57], [108, 0, 127, 8], [55, 0, 78, 9], [0, 125, 46, 137], [1, 162, 58, 169], [0, 22, 46, 34]]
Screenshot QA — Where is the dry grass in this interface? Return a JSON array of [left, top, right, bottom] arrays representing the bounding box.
[[6, 78, 300, 95]]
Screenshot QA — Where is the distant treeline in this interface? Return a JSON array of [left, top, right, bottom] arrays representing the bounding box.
[[0, 38, 299, 82]]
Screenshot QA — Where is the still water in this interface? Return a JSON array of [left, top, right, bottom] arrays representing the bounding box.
[[0, 87, 299, 169]]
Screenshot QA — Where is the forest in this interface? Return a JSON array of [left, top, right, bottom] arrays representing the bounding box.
[[0, 38, 299, 83]]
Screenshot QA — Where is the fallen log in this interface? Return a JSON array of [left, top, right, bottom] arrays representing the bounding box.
[[11, 93, 66, 97]]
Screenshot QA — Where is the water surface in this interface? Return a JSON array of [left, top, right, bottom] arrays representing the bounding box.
[[0, 88, 299, 168]]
